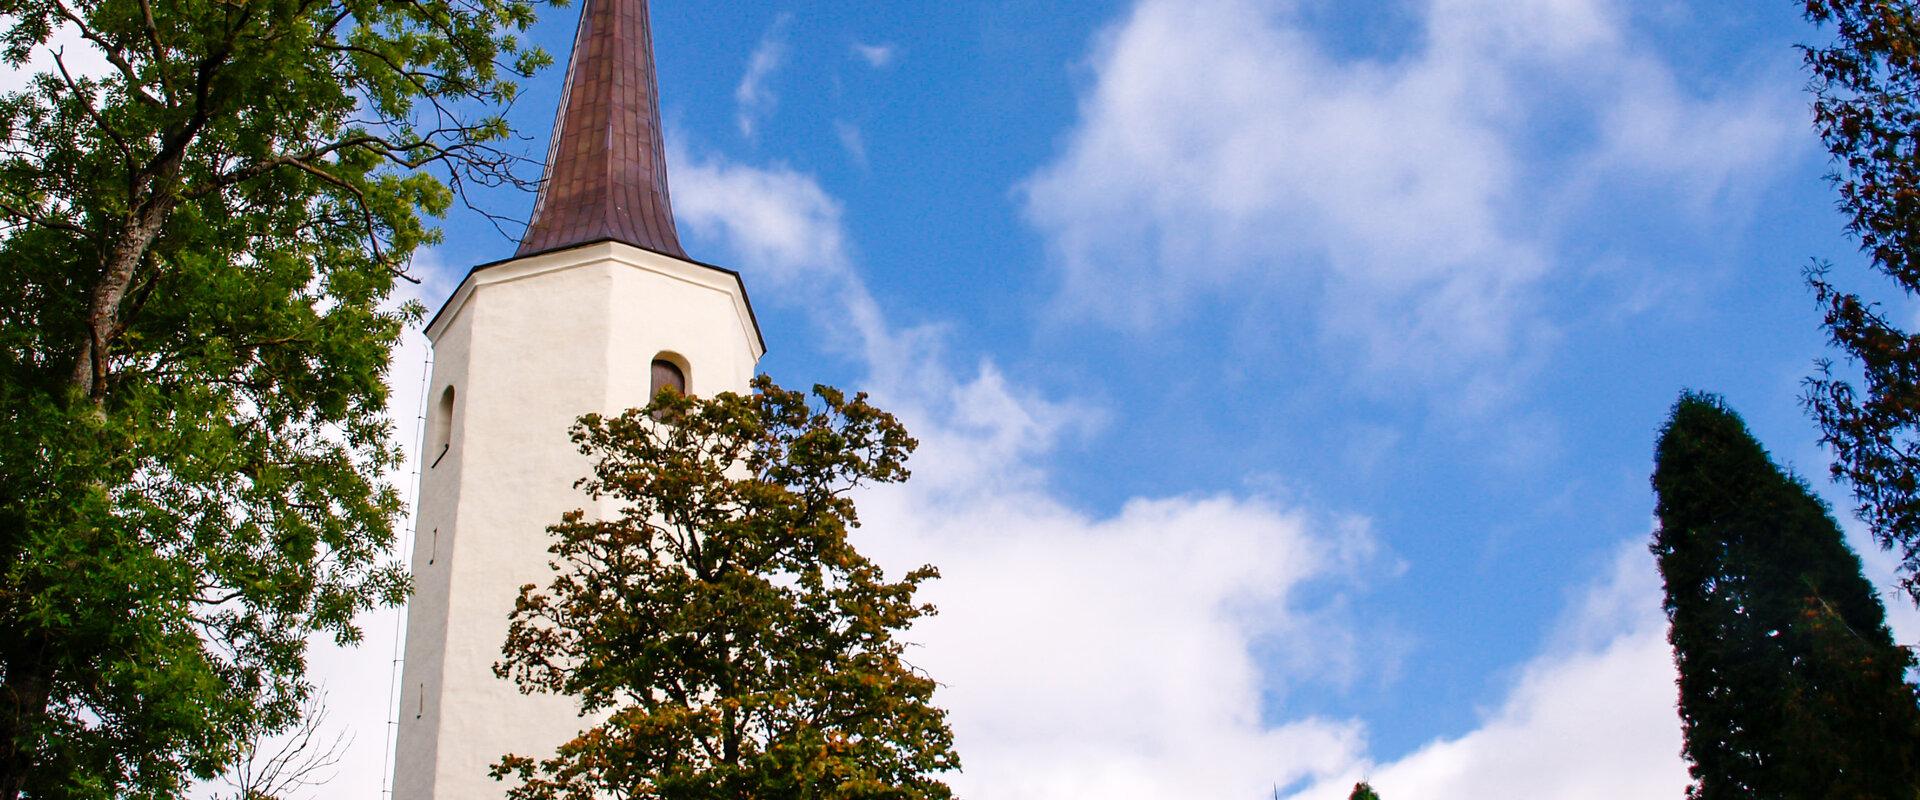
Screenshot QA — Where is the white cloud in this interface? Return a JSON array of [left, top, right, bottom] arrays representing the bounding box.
[[292, 50, 1785, 791], [735, 15, 792, 139], [673, 150, 1394, 797], [852, 42, 898, 68], [1022, 0, 1796, 392], [270, 141, 1711, 800], [1284, 543, 1689, 799], [835, 120, 868, 168], [670, 151, 1707, 799], [858, 485, 1380, 798], [674, 150, 852, 280]]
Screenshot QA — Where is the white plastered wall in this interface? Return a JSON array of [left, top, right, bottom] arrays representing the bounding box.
[[392, 241, 763, 799]]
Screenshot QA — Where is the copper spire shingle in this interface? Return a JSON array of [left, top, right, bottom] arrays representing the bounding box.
[[517, 0, 685, 258]]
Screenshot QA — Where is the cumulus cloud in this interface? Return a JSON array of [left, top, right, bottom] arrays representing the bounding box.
[[735, 15, 792, 139], [269, 137, 1709, 800], [859, 487, 1383, 798], [300, 5, 1798, 781], [668, 149, 1705, 799], [1285, 543, 1688, 799], [1022, 0, 1796, 390], [674, 151, 852, 279], [673, 148, 1398, 797], [671, 145, 902, 369]]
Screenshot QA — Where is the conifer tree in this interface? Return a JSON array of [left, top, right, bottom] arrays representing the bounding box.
[[493, 378, 959, 799], [1348, 781, 1381, 800], [1652, 392, 1920, 799]]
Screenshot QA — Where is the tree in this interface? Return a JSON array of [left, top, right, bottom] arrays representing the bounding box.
[[1347, 781, 1380, 800], [213, 693, 348, 800], [1802, 0, 1920, 604], [1652, 392, 1920, 799], [0, 0, 549, 796], [492, 378, 960, 800]]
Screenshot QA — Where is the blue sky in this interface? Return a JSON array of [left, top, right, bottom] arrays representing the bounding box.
[[222, 0, 1920, 796]]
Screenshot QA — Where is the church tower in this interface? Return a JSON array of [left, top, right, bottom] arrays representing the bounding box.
[[391, 0, 764, 796]]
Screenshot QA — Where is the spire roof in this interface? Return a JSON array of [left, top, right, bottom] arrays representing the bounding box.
[[517, 0, 685, 258]]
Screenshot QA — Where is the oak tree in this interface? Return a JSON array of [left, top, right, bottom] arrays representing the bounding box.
[[0, 0, 549, 795], [1653, 393, 1920, 799], [493, 378, 960, 800]]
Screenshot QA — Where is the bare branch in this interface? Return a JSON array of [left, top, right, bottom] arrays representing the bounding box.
[[48, 0, 163, 106], [134, 0, 174, 99], [0, 197, 86, 235], [274, 157, 412, 281], [49, 50, 131, 165], [219, 694, 351, 800]]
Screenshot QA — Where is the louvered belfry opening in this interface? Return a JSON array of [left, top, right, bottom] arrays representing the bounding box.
[[518, 0, 685, 258]]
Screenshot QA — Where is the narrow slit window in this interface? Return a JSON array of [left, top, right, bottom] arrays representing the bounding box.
[[429, 386, 455, 468]]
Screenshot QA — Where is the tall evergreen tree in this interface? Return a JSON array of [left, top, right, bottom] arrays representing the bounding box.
[[1652, 392, 1920, 799]]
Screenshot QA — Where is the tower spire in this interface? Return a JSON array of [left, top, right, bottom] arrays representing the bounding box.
[[518, 0, 685, 258]]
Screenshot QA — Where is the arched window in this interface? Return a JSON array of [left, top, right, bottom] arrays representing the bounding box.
[[429, 385, 455, 467], [650, 358, 686, 398]]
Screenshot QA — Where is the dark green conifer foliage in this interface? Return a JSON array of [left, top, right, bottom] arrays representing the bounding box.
[[1347, 781, 1381, 800], [1652, 392, 1920, 799]]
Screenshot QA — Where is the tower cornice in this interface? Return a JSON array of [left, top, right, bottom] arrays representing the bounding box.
[[426, 238, 766, 360]]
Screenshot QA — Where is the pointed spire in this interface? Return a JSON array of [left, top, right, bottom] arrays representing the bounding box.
[[517, 0, 685, 258]]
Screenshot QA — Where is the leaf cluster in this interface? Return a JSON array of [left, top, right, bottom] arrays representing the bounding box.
[[492, 377, 959, 800], [1653, 393, 1920, 799], [1802, 0, 1920, 603], [0, 0, 552, 795]]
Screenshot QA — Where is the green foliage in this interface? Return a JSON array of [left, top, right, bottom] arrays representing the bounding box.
[[1652, 392, 1920, 799], [0, 0, 550, 796], [1347, 781, 1380, 800], [492, 378, 960, 800], [1802, 0, 1920, 604]]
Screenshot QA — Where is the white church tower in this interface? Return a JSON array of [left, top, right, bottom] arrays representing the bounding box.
[[391, 0, 764, 796]]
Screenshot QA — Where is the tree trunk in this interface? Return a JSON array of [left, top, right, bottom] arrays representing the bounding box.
[[0, 641, 52, 800], [11, 139, 188, 800], [69, 194, 175, 403], [722, 705, 738, 765]]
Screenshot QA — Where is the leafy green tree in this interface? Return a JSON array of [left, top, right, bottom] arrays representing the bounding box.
[[1347, 781, 1380, 800], [1802, 0, 1920, 604], [1652, 392, 1920, 799], [492, 378, 960, 800], [0, 0, 548, 796]]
